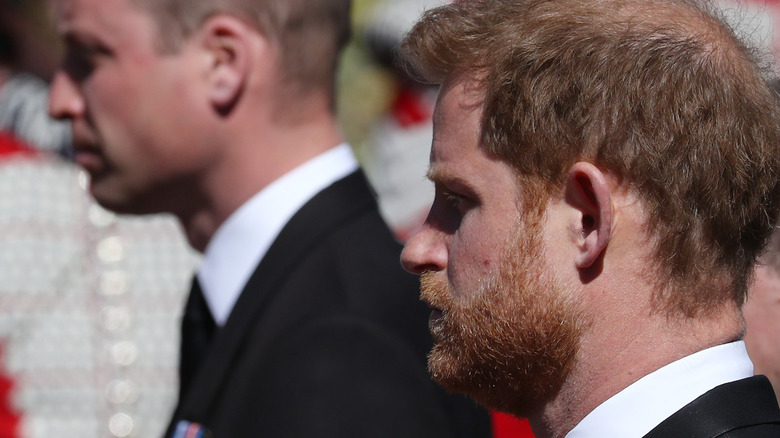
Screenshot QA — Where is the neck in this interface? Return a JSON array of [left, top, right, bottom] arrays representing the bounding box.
[[528, 301, 743, 438], [177, 110, 344, 253]]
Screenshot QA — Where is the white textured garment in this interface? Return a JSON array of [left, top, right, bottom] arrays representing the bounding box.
[[0, 152, 198, 438]]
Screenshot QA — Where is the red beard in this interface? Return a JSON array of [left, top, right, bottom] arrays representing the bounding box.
[[420, 225, 585, 418]]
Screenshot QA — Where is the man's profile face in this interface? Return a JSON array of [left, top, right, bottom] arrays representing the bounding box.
[[400, 79, 583, 416], [49, 0, 215, 215]]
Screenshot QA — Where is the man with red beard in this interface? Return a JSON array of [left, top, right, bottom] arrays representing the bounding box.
[[400, 0, 780, 437]]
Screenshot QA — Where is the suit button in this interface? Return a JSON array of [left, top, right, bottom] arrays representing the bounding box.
[[97, 236, 124, 263], [109, 412, 134, 437]]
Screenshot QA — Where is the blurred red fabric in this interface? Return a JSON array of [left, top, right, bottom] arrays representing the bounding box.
[[0, 132, 35, 158], [0, 132, 36, 438], [492, 412, 535, 438]]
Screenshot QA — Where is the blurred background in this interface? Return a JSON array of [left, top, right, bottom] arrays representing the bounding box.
[[0, 0, 779, 437]]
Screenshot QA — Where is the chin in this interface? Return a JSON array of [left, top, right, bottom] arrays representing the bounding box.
[[90, 187, 158, 216]]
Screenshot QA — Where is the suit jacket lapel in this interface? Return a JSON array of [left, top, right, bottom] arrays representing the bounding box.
[[643, 375, 780, 438], [175, 170, 377, 421]]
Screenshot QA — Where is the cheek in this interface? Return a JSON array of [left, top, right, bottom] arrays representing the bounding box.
[[92, 61, 158, 119], [84, 75, 142, 135], [92, 73, 167, 143], [447, 230, 500, 294]]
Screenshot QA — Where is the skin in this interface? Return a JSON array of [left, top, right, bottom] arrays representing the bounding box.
[[400, 79, 525, 296], [49, 0, 214, 215], [744, 264, 780, 401], [401, 77, 584, 418], [400, 77, 584, 434], [401, 77, 745, 438], [49, 0, 344, 251]]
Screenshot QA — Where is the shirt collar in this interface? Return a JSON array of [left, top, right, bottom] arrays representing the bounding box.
[[197, 143, 358, 325], [566, 341, 753, 438]]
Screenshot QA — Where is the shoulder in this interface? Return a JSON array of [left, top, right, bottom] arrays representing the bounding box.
[[718, 423, 780, 437], [217, 314, 457, 437], [645, 376, 780, 438]]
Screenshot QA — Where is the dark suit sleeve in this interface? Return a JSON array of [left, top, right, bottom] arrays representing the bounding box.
[[219, 315, 458, 437]]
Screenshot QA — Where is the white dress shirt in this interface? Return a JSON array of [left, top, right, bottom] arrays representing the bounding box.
[[566, 341, 754, 437], [197, 143, 359, 325]]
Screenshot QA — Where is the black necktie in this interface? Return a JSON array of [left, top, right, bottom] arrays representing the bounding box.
[[179, 277, 216, 400]]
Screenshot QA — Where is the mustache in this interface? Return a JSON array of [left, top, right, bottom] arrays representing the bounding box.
[[420, 271, 450, 311]]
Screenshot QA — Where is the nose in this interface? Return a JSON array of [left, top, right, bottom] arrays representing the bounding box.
[[49, 70, 85, 120], [400, 222, 448, 275]]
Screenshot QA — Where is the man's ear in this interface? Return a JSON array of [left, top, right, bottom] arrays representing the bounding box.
[[565, 162, 613, 269], [198, 15, 256, 114]]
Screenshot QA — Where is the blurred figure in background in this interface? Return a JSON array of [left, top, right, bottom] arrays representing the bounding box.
[[0, 10, 198, 438], [0, 27, 70, 154], [360, 0, 440, 240], [47, 0, 491, 436], [0, 148, 197, 438]]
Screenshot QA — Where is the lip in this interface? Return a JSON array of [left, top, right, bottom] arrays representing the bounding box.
[[427, 307, 446, 340], [429, 308, 444, 324], [425, 299, 445, 324], [421, 295, 445, 322], [72, 149, 105, 175]]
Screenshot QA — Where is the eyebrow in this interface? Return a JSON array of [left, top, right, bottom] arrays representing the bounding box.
[[63, 30, 97, 44], [62, 32, 93, 49], [427, 167, 474, 193], [63, 31, 115, 55]]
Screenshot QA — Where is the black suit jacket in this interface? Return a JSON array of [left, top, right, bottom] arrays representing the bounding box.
[[644, 375, 780, 438], [165, 171, 491, 437]]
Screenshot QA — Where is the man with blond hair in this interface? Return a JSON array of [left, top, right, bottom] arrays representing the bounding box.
[[400, 0, 780, 436], [47, 0, 491, 436]]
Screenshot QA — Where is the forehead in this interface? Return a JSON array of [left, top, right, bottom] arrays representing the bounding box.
[[430, 78, 520, 198], [431, 79, 483, 163], [54, 0, 157, 42]]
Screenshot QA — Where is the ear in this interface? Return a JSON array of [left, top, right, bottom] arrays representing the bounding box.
[[565, 162, 613, 269], [198, 15, 254, 113]]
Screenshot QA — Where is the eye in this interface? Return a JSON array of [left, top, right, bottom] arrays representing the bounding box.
[[62, 45, 97, 82], [442, 190, 471, 214], [61, 37, 111, 82], [425, 185, 472, 234]]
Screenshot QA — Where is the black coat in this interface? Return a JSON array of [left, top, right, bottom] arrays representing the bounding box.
[[644, 375, 780, 438], [165, 171, 491, 438]]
